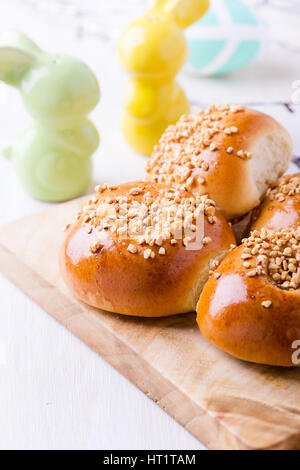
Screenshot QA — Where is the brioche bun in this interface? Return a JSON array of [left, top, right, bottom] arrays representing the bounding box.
[[60, 181, 235, 317], [197, 227, 300, 367], [146, 105, 292, 220]]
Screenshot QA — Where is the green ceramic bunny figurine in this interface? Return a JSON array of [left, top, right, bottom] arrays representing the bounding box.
[[0, 30, 100, 201]]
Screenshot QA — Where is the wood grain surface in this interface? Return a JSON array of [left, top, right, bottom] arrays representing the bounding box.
[[1, 197, 300, 450]]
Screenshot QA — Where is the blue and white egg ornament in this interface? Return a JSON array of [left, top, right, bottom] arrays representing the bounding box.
[[186, 0, 265, 76]]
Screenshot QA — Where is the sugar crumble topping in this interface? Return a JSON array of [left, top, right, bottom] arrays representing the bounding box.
[[146, 104, 252, 189], [68, 184, 218, 259], [266, 174, 300, 203], [241, 227, 300, 291]]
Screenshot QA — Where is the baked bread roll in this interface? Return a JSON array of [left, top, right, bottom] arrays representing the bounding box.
[[60, 181, 235, 317], [146, 105, 293, 220], [197, 227, 300, 367], [251, 173, 300, 232]]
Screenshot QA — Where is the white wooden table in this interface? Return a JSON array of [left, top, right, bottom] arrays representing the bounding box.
[[0, 0, 299, 450]]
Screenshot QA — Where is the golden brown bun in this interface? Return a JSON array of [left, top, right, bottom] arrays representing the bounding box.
[[60, 181, 235, 317], [197, 229, 300, 367], [146, 106, 293, 220], [251, 173, 300, 232]]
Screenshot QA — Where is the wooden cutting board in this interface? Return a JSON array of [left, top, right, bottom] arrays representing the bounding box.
[[1, 197, 300, 450]]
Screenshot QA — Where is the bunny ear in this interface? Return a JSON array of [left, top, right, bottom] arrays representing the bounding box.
[[151, 0, 210, 29], [0, 30, 41, 85]]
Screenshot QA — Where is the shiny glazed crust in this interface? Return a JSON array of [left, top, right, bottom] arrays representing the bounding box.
[[197, 245, 300, 367], [251, 173, 300, 232]]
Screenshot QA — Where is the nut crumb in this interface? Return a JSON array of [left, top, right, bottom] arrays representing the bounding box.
[[203, 236, 212, 246], [127, 243, 137, 254], [144, 249, 152, 259], [261, 300, 272, 309]]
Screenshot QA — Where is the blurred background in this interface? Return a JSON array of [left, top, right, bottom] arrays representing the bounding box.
[[0, 0, 299, 222], [0, 0, 299, 450]]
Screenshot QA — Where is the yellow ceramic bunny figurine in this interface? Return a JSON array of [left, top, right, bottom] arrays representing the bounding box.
[[118, 0, 210, 155]]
